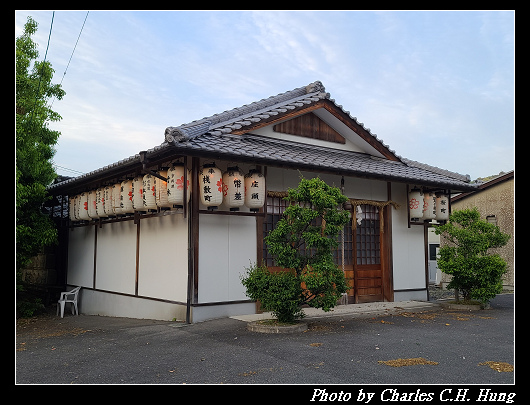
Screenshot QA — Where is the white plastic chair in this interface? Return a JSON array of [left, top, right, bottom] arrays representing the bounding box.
[[56, 286, 81, 318]]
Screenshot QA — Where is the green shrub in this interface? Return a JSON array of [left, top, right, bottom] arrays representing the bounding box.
[[435, 208, 510, 304], [241, 177, 350, 323]]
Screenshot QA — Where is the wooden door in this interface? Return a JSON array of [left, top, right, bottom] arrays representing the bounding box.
[[351, 204, 385, 303]]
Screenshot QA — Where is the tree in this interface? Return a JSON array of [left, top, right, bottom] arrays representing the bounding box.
[[16, 16, 65, 271], [241, 177, 350, 323], [434, 207, 510, 304]]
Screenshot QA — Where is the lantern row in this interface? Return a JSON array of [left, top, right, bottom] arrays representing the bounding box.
[[69, 164, 265, 222], [408, 188, 449, 222]]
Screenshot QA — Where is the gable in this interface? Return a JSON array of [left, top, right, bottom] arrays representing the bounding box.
[[273, 112, 345, 144]]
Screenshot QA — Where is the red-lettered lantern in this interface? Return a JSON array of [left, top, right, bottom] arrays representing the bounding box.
[[199, 163, 223, 209], [167, 163, 190, 207], [104, 185, 114, 216], [88, 190, 98, 219], [112, 183, 123, 215], [422, 192, 436, 220], [223, 166, 245, 211], [244, 169, 265, 212], [142, 173, 157, 210], [120, 180, 134, 214], [132, 176, 144, 211], [96, 187, 108, 218], [408, 188, 423, 219], [435, 193, 449, 221], [78, 192, 91, 221], [155, 170, 172, 209], [69, 196, 78, 222]]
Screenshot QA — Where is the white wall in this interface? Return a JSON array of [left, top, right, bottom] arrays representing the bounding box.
[[391, 182, 427, 291], [95, 220, 136, 294], [198, 214, 256, 303], [138, 213, 188, 302], [67, 225, 95, 288]]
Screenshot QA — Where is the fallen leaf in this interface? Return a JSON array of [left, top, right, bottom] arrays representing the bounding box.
[[309, 343, 323, 347], [478, 361, 514, 372], [378, 357, 439, 367]]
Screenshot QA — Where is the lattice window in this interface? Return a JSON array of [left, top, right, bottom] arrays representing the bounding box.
[[356, 205, 381, 265], [263, 195, 353, 267]]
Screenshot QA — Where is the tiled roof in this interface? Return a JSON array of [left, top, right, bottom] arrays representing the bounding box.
[[169, 132, 474, 190], [49, 81, 477, 193]]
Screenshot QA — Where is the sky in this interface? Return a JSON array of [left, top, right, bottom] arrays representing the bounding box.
[[15, 10, 514, 181]]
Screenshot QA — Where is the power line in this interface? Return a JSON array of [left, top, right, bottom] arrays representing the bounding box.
[[50, 11, 89, 108], [53, 163, 85, 175]]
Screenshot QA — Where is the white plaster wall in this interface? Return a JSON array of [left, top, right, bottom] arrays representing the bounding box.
[[391, 182, 427, 291], [266, 167, 387, 201], [67, 225, 95, 288], [198, 215, 256, 303], [137, 214, 188, 302], [95, 220, 136, 294]]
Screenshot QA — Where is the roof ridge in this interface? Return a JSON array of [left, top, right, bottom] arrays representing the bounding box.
[[165, 81, 327, 143]]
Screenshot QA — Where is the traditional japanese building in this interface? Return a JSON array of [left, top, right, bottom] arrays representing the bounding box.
[[48, 81, 477, 322]]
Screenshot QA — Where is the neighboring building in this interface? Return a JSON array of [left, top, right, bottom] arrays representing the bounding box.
[[441, 171, 514, 290], [47, 81, 476, 322]]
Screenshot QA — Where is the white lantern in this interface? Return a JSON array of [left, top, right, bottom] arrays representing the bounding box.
[[120, 180, 134, 214], [112, 183, 123, 215], [96, 187, 108, 218], [422, 192, 436, 220], [199, 163, 223, 208], [142, 173, 157, 210], [104, 185, 115, 216], [408, 188, 424, 219], [244, 169, 265, 211], [155, 170, 172, 209], [69, 196, 78, 222], [132, 176, 144, 211], [88, 190, 98, 219], [435, 193, 449, 221], [167, 163, 191, 207], [223, 166, 245, 211], [78, 192, 91, 220], [73, 194, 81, 220]]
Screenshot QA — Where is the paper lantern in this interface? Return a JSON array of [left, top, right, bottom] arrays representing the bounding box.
[[167, 163, 190, 207], [69, 196, 78, 222], [96, 187, 108, 218], [120, 180, 134, 214], [408, 188, 424, 219], [435, 193, 449, 221], [223, 166, 245, 211], [78, 192, 91, 221], [88, 190, 98, 219], [104, 185, 115, 216], [155, 170, 172, 209], [244, 169, 265, 211], [111, 183, 123, 215], [142, 173, 157, 210], [199, 163, 223, 208], [422, 192, 436, 220], [132, 176, 144, 211]]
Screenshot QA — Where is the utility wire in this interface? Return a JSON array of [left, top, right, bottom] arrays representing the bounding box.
[[53, 163, 85, 175], [50, 11, 89, 108]]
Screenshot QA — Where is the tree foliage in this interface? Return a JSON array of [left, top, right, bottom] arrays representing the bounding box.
[[16, 16, 65, 270], [241, 177, 350, 323], [434, 208, 510, 303]]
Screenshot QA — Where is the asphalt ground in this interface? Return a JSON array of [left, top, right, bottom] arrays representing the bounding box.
[[16, 294, 514, 385]]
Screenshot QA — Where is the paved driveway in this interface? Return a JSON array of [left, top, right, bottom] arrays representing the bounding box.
[[16, 295, 514, 384]]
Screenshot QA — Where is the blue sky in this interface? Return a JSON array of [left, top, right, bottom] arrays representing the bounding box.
[[15, 10, 514, 180]]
